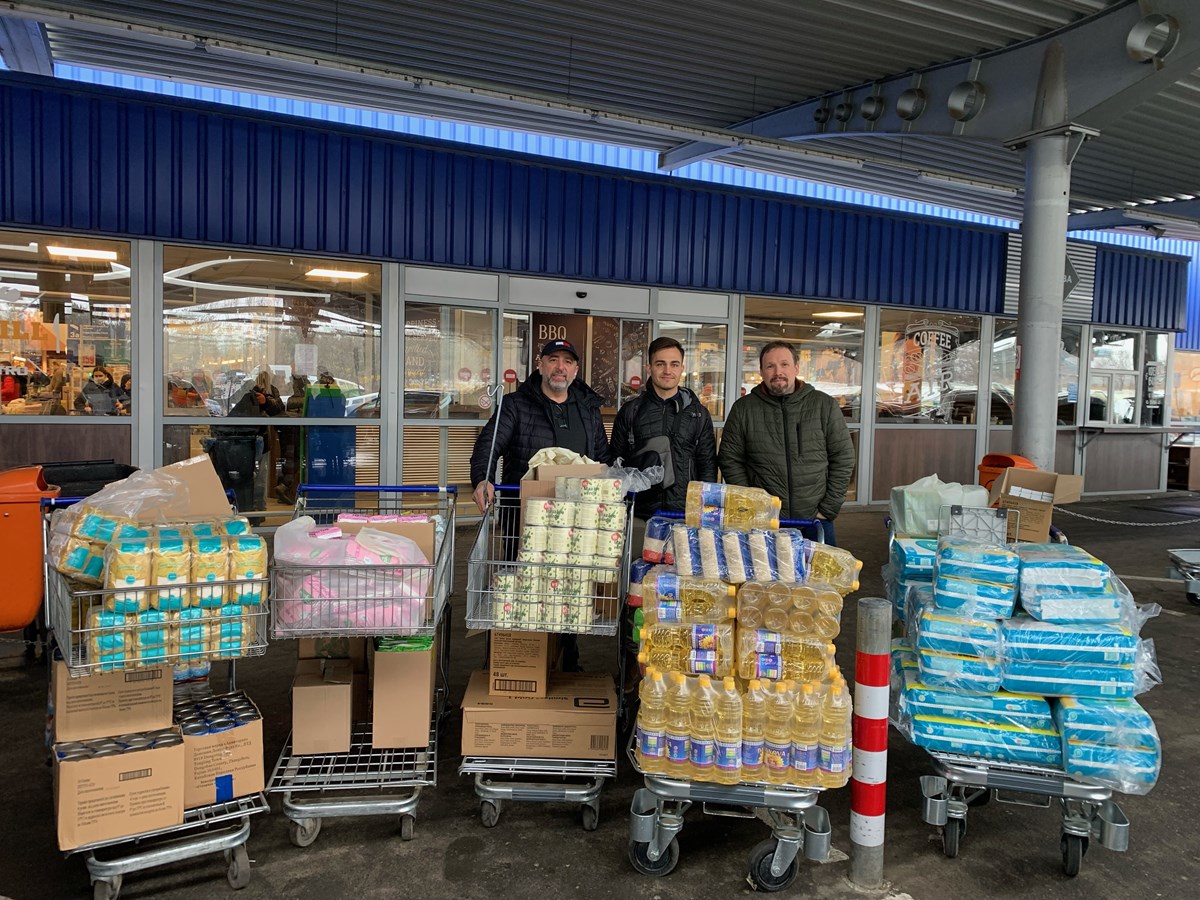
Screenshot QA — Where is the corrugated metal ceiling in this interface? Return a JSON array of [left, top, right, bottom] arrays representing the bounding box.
[[6, 0, 1200, 225]]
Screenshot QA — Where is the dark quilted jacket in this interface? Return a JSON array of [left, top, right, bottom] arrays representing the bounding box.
[[718, 380, 855, 520], [609, 386, 717, 518], [470, 373, 610, 486]]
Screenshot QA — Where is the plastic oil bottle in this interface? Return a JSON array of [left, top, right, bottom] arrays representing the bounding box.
[[780, 636, 834, 684], [714, 676, 743, 785], [790, 683, 822, 788], [650, 573, 736, 624], [818, 677, 853, 788], [737, 581, 767, 629], [741, 679, 767, 782], [806, 544, 864, 597], [685, 482, 781, 531], [764, 681, 794, 785], [664, 673, 693, 779], [636, 669, 668, 774], [761, 582, 795, 632], [689, 675, 719, 782]]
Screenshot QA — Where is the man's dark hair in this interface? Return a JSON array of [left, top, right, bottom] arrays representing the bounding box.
[[648, 336, 685, 359], [759, 340, 798, 367]]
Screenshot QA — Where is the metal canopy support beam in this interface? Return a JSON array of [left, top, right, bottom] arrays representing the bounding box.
[[1012, 42, 1074, 472], [1068, 198, 1200, 235], [660, 0, 1200, 171], [0, 15, 52, 75]]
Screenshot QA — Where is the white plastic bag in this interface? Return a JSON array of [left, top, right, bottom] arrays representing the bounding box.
[[890, 474, 989, 537]]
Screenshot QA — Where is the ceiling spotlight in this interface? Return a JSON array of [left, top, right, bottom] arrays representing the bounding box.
[[305, 268, 370, 280], [47, 246, 119, 261]]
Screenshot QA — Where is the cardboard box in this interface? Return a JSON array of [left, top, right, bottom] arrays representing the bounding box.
[[292, 659, 353, 754], [55, 731, 185, 851], [181, 694, 265, 808], [335, 520, 436, 564], [298, 637, 368, 673], [532, 463, 608, 482], [135, 455, 234, 522], [53, 661, 173, 743], [989, 468, 1084, 543], [489, 630, 555, 698], [461, 671, 617, 761], [370, 639, 437, 748]]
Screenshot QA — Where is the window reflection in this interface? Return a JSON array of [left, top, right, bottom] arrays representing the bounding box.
[[404, 303, 495, 419], [658, 321, 727, 418], [877, 310, 981, 424], [991, 320, 1083, 425]]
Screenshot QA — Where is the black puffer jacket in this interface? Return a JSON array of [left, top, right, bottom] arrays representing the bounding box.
[[470, 373, 610, 486], [609, 386, 717, 518]]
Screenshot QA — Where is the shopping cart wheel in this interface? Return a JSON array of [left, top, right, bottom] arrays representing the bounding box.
[[1187, 592, 1200, 607], [942, 818, 965, 858], [628, 838, 679, 877], [92, 875, 121, 900], [226, 844, 251, 890], [747, 839, 799, 892], [288, 817, 321, 848], [480, 800, 502, 828], [1061, 834, 1088, 877], [400, 814, 415, 841], [581, 801, 600, 832]]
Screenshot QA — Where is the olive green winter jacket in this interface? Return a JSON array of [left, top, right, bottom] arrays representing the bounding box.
[[717, 380, 856, 520]]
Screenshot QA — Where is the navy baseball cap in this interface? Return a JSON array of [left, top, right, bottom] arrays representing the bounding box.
[[540, 339, 580, 362]]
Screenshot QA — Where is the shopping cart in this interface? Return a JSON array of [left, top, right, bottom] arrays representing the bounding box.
[[896, 505, 1130, 876], [1165, 548, 1200, 606], [267, 484, 455, 846], [625, 738, 831, 890], [459, 482, 634, 830], [41, 499, 271, 898]]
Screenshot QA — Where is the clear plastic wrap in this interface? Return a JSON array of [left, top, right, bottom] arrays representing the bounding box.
[[890, 538, 938, 579], [695, 527, 729, 580], [671, 524, 702, 576], [934, 538, 1020, 586], [639, 622, 735, 677], [916, 648, 1002, 693], [774, 529, 808, 583], [647, 574, 737, 624], [902, 583, 936, 643], [933, 574, 1017, 619], [1000, 658, 1138, 700], [642, 516, 675, 564], [804, 541, 862, 597], [746, 530, 779, 582], [1017, 543, 1111, 592], [1019, 578, 1123, 624], [897, 664, 1055, 731], [914, 606, 1001, 660], [1054, 697, 1161, 794], [906, 713, 1064, 767], [1000, 617, 1138, 666]]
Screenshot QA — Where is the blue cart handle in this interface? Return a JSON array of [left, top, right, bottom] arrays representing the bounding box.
[[298, 483, 458, 495], [42, 496, 86, 509], [651, 509, 820, 529]]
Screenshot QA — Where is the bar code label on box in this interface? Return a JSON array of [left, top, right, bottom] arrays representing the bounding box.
[[119, 768, 152, 781], [124, 670, 162, 682], [492, 679, 538, 693], [590, 735, 610, 751]]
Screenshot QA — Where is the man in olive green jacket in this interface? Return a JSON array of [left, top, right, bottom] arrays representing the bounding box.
[[719, 341, 856, 545]]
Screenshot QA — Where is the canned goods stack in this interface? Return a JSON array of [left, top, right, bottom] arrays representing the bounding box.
[[55, 729, 183, 761], [173, 690, 263, 736]]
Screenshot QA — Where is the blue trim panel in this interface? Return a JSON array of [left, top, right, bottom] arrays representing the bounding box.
[[1093, 246, 1189, 332]]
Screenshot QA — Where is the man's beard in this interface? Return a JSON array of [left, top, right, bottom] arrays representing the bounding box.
[[765, 379, 793, 396], [547, 374, 571, 392]]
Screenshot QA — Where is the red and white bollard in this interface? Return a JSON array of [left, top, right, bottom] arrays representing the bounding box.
[[851, 597, 891, 888]]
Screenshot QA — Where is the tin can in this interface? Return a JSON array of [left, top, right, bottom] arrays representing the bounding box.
[[516, 567, 542, 596], [58, 748, 93, 760], [123, 736, 154, 751], [114, 733, 145, 746], [90, 747, 119, 758], [181, 721, 210, 735], [595, 529, 625, 558], [524, 498, 550, 526], [599, 478, 625, 502], [546, 526, 576, 554], [155, 733, 183, 749], [543, 499, 576, 528], [573, 528, 597, 556], [234, 710, 261, 724], [596, 503, 627, 531], [56, 741, 86, 753], [207, 717, 236, 733], [554, 476, 572, 499], [575, 477, 602, 502], [573, 502, 601, 529], [520, 525, 548, 553]]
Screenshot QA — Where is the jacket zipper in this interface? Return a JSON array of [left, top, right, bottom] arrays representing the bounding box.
[[780, 395, 794, 519]]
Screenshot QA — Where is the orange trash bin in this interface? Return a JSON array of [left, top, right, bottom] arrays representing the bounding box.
[[0, 466, 61, 632], [977, 453, 1037, 494]]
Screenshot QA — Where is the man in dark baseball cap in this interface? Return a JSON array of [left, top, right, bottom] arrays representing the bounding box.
[[540, 338, 579, 361]]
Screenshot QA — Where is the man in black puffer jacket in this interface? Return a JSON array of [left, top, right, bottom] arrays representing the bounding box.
[[609, 336, 717, 520], [470, 339, 610, 509]]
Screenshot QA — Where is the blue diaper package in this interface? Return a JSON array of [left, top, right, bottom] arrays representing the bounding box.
[[917, 648, 1002, 693], [935, 538, 1020, 585], [1020, 579, 1123, 624], [1054, 697, 1158, 748], [909, 714, 1064, 767], [933, 574, 1017, 619], [1001, 617, 1137, 665], [891, 538, 938, 579], [915, 607, 1001, 659], [1062, 740, 1160, 793], [1018, 543, 1110, 591], [900, 666, 1053, 730], [1001, 658, 1136, 700]]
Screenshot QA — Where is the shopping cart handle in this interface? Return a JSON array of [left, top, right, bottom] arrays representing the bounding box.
[[42, 496, 86, 509], [651, 509, 821, 529], [298, 483, 458, 495]]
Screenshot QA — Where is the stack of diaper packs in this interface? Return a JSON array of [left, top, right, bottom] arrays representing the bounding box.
[[883, 538, 936, 625], [892, 536, 1161, 793]]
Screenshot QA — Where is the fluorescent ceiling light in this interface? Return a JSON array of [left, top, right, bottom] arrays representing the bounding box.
[[0, 270, 37, 280], [915, 171, 1018, 198], [306, 268, 370, 280], [0, 242, 38, 253], [46, 245, 119, 261], [0, 281, 39, 293], [1124, 209, 1200, 230], [812, 311, 863, 319]]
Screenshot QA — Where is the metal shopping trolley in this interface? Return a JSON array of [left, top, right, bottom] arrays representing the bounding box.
[[896, 505, 1130, 877], [267, 484, 455, 846], [625, 738, 831, 891], [458, 482, 634, 831], [42, 498, 271, 899]]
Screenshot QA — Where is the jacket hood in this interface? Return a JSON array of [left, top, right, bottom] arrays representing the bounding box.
[[519, 371, 605, 408], [750, 380, 812, 404], [638, 384, 698, 412]]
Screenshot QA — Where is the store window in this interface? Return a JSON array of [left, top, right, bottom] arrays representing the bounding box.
[[0, 229, 132, 416], [657, 322, 727, 418], [1088, 330, 1141, 425], [1172, 349, 1200, 423], [991, 320, 1083, 425], [1141, 333, 1168, 426], [404, 304, 495, 419], [877, 310, 982, 424], [743, 298, 865, 422]]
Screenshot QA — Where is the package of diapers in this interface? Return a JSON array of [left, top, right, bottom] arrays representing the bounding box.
[[1017, 543, 1110, 592], [1001, 658, 1136, 700], [915, 607, 1001, 659], [1062, 740, 1160, 793], [1000, 617, 1137, 666], [916, 648, 1002, 693], [909, 713, 1064, 767], [103, 540, 154, 614], [1053, 697, 1158, 748], [933, 574, 1016, 619], [890, 538, 938, 579], [901, 666, 1054, 731], [1019, 579, 1122, 624], [934, 538, 1020, 585]]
